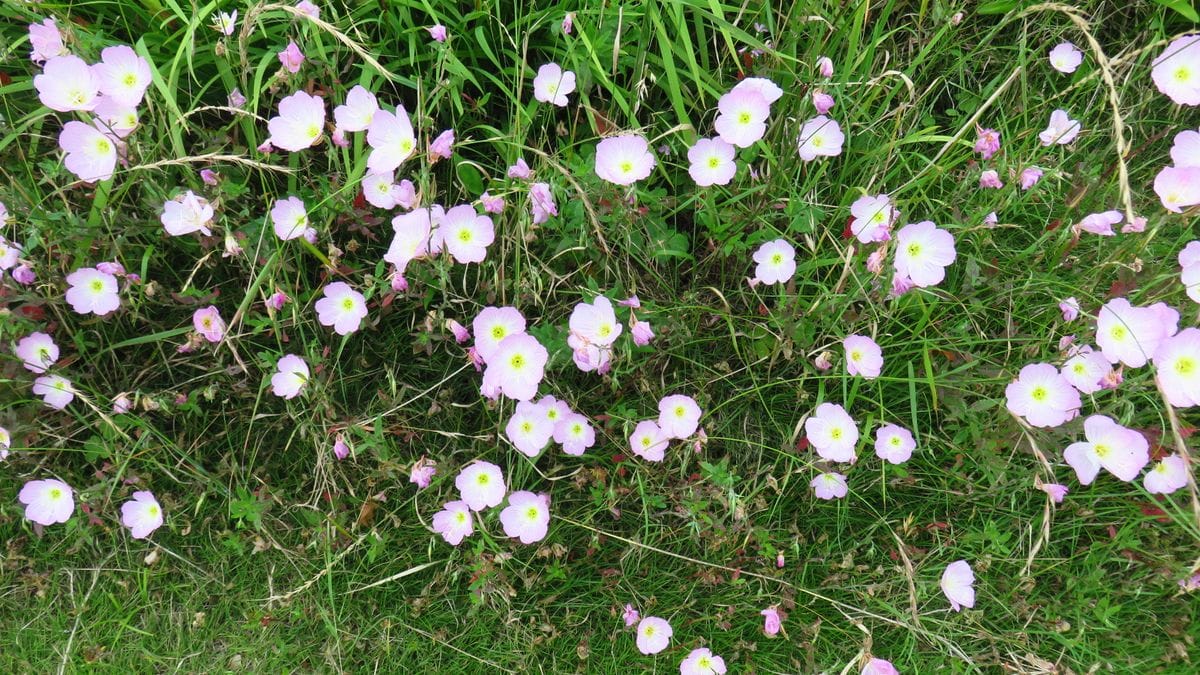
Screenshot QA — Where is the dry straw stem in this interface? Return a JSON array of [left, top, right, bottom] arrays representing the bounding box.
[[127, 153, 293, 174], [1153, 376, 1200, 532], [1016, 3, 1135, 224]]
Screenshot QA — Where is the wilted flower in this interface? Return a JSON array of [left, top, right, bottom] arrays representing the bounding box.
[[622, 604, 640, 626], [979, 169, 1004, 189], [562, 13, 574, 35], [508, 157, 533, 179], [1036, 478, 1069, 503], [1059, 297, 1080, 322], [277, 41, 304, 73], [760, 606, 782, 635], [214, 10, 237, 36], [812, 90, 835, 114], [429, 129, 455, 161], [295, 1, 319, 19], [529, 182, 557, 223], [480, 191, 505, 214], [1020, 167, 1044, 190], [816, 55, 834, 78], [410, 457, 436, 488], [862, 658, 899, 675], [428, 24, 448, 42], [1076, 210, 1122, 236], [121, 491, 164, 538], [631, 318, 655, 346], [974, 127, 1000, 159]]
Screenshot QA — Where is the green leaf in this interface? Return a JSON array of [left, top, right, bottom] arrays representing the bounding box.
[[1153, 0, 1200, 22]]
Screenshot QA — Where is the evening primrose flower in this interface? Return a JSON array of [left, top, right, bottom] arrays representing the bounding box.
[[1095, 298, 1178, 368], [844, 334, 883, 379], [940, 560, 975, 611], [508, 158, 533, 179], [334, 85, 379, 133], [1063, 415, 1149, 484], [36, 56, 100, 111], [1038, 109, 1081, 145], [1005, 363, 1080, 428], [862, 658, 900, 675], [687, 138, 737, 187], [367, 107, 417, 172], [295, 1, 320, 19], [530, 182, 558, 223], [315, 282, 368, 335], [121, 491, 164, 539], [554, 412, 596, 456], [805, 402, 859, 462], [630, 420, 669, 462], [428, 24, 447, 42], [410, 457, 436, 489], [1060, 346, 1112, 394], [66, 267, 120, 316], [874, 423, 915, 464], [480, 191, 505, 214], [1020, 167, 1044, 190], [732, 77, 784, 105], [680, 648, 727, 675], [481, 333, 549, 401], [161, 191, 214, 237], [1076, 210, 1122, 236], [1036, 478, 1069, 503], [570, 296, 622, 347], [1153, 328, 1200, 407], [1144, 455, 1189, 494], [658, 394, 701, 439], [595, 134, 656, 185], [362, 171, 401, 209], [193, 306, 225, 342], [1049, 42, 1083, 73], [0, 234, 20, 270], [1153, 166, 1200, 213], [817, 56, 834, 78], [974, 127, 1000, 159], [751, 239, 796, 285], [384, 206, 438, 272], [0, 425, 9, 460], [849, 194, 896, 243], [432, 500, 473, 545], [631, 318, 655, 346], [270, 196, 308, 241], [267, 90, 326, 152], [59, 120, 119, 182], [15, 332, 59, 374], [499, 491, 551, 544], [455, 461, 506, 511], [29, 18, 68, 64], [812, 90, 835, 114], [715, 88, 770, 147], [429, 129, 455, 161], [1171, 128, 1200, 167], [635, 616, 673, 655], [93, 97, 139, 137], [893, 221, 956, 287], [796, 115, 844, 161], [95, 45, 152, 107], [270, 354, 309, 399], [811, 472, 848, 500], [214, 10, 237, 36], [472, 306, 526, 364], [1059, 297, 1080, 322], [18, 478, 74, 526], [277, 41, 305, 73], [33, 374, 74, 410], [622, 604, 640, 626], [979, 169, 1003, 189], [440, 205, 494, 264], [1151, 35, 1200, 105], [506, 400, 555, 457], [533, 63, 576, 107]]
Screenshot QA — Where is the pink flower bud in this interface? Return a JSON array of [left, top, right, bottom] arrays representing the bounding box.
[[200, 169, 219, 185], [812, 90, 835, 114], [618, 295, 641, 308], [631, 318, 655, 346], [816, 56, 834, 78], [814, 351, 833, 371], [333, 434, 350, 460], [12, 264, 35, 285], [447, 319, 471, 343], [267, 291, 289, 311], [428, 24, 447, 42]]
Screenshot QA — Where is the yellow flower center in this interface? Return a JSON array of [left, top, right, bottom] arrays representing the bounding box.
[[400, 138, 413, 154], [1176, 357, 1195, 375], [674, 406, 686, 418], [520, 421, 533, 433], [850, 350, 862, 362], [907, 243, 922, 257], [1176, 66, 1192, 83], [707, 156, 721, 168], [456, 512, 466, 523], [830, 427, 842, 440], [738, 111, 751, 125], [123, 73, 137, 87], [49, 488, 62, 500], [491, 326, 506, 340], [94, 138, 112, 154], [525, 506, 540, 520], [1030, 386, 1048, 402], [1110, 326, 1127, 341], [509, 353, 526, 370], [598, 324, 612, 338], [619, 161, 633, 174], [148, 506, 159, 516], [771, 253, 783, 265], [90, 280, 105, 292], [812, 135, 824, 147], [1094, 443, 1110, 458], [457, 228, 473, 243], [476, 474, 489, 485], [341, 297, 355, 311], [306, 124, 320, 140]]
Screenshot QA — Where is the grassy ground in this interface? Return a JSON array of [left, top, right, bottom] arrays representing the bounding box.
[[1, 0, 1199, 671]]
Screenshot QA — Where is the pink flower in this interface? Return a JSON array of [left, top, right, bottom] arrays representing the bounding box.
[[12, 264, 36, 286], [974, 127, 1000, 159], [796, 115, 845, 161], [631, 318, 655, 346], [440, 205, 494, 264], [59, 120, 119, 183], [715, 89, 770, 148], [271, 354, 309, 399], [978, 169, 1004, 189], [1144, 455, 1189, 494], [760, 606, 782, 636], [812, 90, 835, 114], [192, 306, 225, 342], [635, 616, 672, 654], [562, 13, 574, 35], [96, 261, 125, 276], [29, 18, 68, 64], [1095, 298, 1178, 368], [687, 138, 737, 187], [1171, 128, 1200, 168], [36, 55, 100, 111], [595, 134, 656, 185], [732, 77, 783, 105], [1039, 109, 1081, 145], [816, 56, 834, 78], [844, 334, 883, 379], [1064, 415, 1149, 484], [529, 182, 557, 223], [1059, 297, 1080, 322], [95, 45, 151, 107], [1076, 210, 1122, 236], [499, 491, 551, 544], [199, 169, 219, 185], [630, 420, 669, 461], [862, 658, 900, 675], [1036, 479, 1069, 503], [805, 402, 859, 462], [1060, 346, 1112, 395], [1153, 328, 1200, 407], [228, 88, 247, 108], [1151, 35, 1200, 106], [1020, 167, 1044, 190], [680, 648, 727, 675], [533, 63, 576, 107], [1049, 42, 1083, 73], [92, 97, 140, 138], [811, 472, 848, 499], [622, 604, 640, 626], [18, 479, 74, 526], [409, 457, 436, 488], [814, 351, 833, 371], [480, 191, 505, 214], [384, 206, 438, 273], [267, 90, 326, 152], [446, 319, 471, 343], [334, 85, 379, 133], [480, 333, 548, 401], [110, 391, 133, 413], [983, 211, 999, 227], [161, 191, 214, 236], [294, 1, 319, 19], [315, 282, 368, 335], [893, 221, 956, 287], [940, 560, 975, 611], [15, 332, 59, 374], [66, 267, 120, 316], [361, 171, 400, 209], [554, 413, 596, 456], [121, 490, 164, 539], [267, 291, 289, 311], [1005, 363, 1080, 428], [455, 461, 506, 511], [428, 24, 448, 42], [658, 394, 701, 439], [849, 194, 896, 243], [432, 500, 473, 545], [1121, 215, 1147, 234], [1154, 165, 1200, 213], [429, 128, 455, 161], [508, 158, 532, 179], [270, 195, 308, 240], [570, 296, 622, 348], [33, 375, 74, 410], [277, 41, 305, 73], [506, 400, 555, 457], [472, 306, 527, 363], [874, 423, 915, 464], [332, 434, 350, 460], [214, 11, 237, 36], [752, 239, 796, 285]]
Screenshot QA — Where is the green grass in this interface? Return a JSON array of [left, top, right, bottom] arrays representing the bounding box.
[[2, 0, 1199, 671]]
